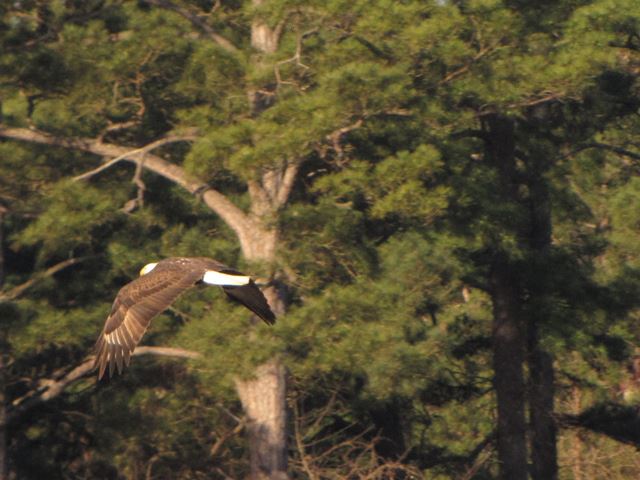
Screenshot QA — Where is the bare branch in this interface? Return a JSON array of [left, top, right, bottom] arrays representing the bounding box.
[[558, 402, 640, 448], [560, 142, 640, 161], [0, 126, 256, 245], [293, 398, 318, 480], [7, 346, 202, 425], [210, 420, 246, 457], [145, 0, 239, 54], [0, 257, 85, 301], [352, 35, 393, 60], [248, 179, 274, 218], [326, 119, 364, 163], [100, 120, 139, 139], [133, 346, 202, 359], [274, 27, 309, 90], [132, 154, 146, 208], [72, 133, 198, 181]]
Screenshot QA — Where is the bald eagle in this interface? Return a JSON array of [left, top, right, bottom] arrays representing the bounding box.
[[93, 257, 275, 379]]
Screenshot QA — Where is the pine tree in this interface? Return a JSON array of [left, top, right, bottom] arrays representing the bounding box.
[[1, 1, 640, 478]]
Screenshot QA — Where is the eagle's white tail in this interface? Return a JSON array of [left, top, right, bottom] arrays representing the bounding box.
[[203, 270, 250, 286]]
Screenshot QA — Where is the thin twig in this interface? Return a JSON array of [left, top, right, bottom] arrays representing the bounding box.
[[274, 23, 309, 89], [0, 257, 86, 301], [210, 420, 245, 457], [132, 154, 146, 207], [326, 119, 364, 163], [293, 399, 318, 480]]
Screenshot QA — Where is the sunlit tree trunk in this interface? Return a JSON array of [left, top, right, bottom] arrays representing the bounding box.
[[233, 5, 289, 477], [235, 358, 287, 479], [235, 274, 289, 478]]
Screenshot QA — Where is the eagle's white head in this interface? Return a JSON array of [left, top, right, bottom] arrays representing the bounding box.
[[139, 262, 158, 276]]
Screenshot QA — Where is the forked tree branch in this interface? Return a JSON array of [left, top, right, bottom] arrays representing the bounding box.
[[0, 125, 256, 243], [72, 133, 198, 181], [7, 346, 202, 425]]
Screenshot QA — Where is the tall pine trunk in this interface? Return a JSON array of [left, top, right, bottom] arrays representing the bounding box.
[[485, 115, 528, 479], [0, 206, 8, 480], [528, 336, 556, 479], [0, 343, 5, 480], [490, 259, 527, 480], [527, 163, 557, 479], [484, 114, 559, 477]]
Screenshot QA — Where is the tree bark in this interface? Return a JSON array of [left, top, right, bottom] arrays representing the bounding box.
[[484, 115, 528, 480], [0, 338, 6, 480], [527, 164, 557, 480], [234, 266, 289, 479], [528, 340, 557, 480], [0, 206, 8, 480], [251, 0, 281, 54], [235, 360, 287, 480], [490, 259, 527, 480]]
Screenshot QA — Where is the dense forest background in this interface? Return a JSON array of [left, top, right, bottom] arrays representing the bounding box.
[[1, 0, 640, 478]]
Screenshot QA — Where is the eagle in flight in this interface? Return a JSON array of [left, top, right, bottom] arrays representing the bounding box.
[[93, 257, 276, 379]]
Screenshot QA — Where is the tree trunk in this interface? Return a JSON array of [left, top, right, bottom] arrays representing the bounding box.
[[529, 340, 557, 480], [490, 260, 528, 480], [527, 168, 557, 479], [0, 336, 7, 480], [235, 278, 289, 479], [0, 207, 8, 480], [485, 115, 528, 480], [234, 6, 290, 478], [235, 360, 287, 480]]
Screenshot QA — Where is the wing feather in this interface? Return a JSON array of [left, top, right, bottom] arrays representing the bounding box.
[[223, 281, 276, 325], [94, 268, 202, 379]]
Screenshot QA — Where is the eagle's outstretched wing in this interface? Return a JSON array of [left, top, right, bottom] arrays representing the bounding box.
[[93, 267, 202, 379]]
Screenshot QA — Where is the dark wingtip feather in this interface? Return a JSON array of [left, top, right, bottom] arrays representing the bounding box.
[[223, 282, 277, 325], [260, 308, 276, 325]]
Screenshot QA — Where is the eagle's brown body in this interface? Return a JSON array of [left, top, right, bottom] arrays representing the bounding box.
[[94, 257, 275, 379]]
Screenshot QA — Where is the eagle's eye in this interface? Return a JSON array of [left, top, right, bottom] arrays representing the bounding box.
[[139, 262, 158, 276]]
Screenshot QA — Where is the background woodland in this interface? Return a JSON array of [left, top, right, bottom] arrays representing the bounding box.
[[1, 0, 640, 478]]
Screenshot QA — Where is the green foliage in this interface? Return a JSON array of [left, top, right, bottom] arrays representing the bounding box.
[[16, 180, 125, 260], [1, 0, 640, 478]]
